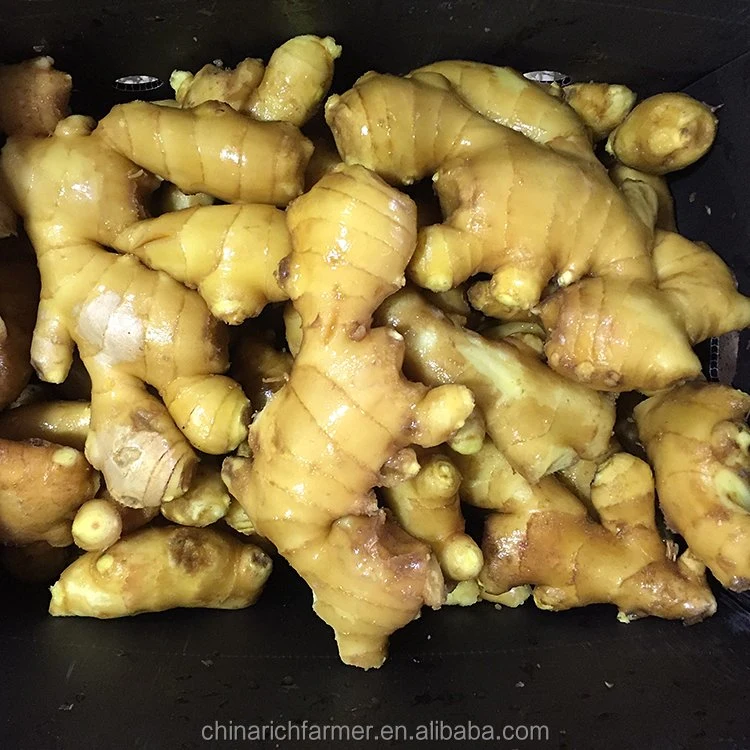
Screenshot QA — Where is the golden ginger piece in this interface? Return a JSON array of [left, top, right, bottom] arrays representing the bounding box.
[[0, 400, 90, 451], [153, 182, 214, 214], [606, 93, 717, 174], [410, 61, 593, 158], [231, 334, 292, 411], [72, 495, 158, 551], [326, 72, 652, 314], [114, 203, 291, 324], [562, 82, 636, 140], [0, 237, 40, 409], [0, 56, 71, 136], [0, 437, 99, 546], [225, 498, 256, 536], [1, 541, 72, 583], [378, 288, 615, 482], [539, 231, 750, 392], [49, 525, 272, 617], [635, 382, 750, 591], [172, 36, 340, 127], [2, 116, 249, 507], [459, 439, 715, 621], [97, 100, 313, 206], [223, 165, 475, 669], [161, 463, 231, 527], [446, 408, 485, 455], [382, 450, 483, 582], [610, 163, 676, 231]]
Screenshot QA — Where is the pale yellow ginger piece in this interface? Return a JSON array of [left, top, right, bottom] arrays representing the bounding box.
[[0, 437, 99, 546], [445, 579, 481, 606], [446, 408, 485, 455], [49, 526, 272, 617], [2, 115, 249, 507], [1, 541, 71, 583], [0, 56, 71, 136], [327, 72, 652, 315], [97, 100, 313, 206], [0, 400, 90, 451], [225, 498, 256, 536], [563, 82, 636, 140], [161, 463, 230, 527], [153, 183, 214, 214], [223, 165, 475, 669], [114, 203, 291, 324], [480, 585, 532, 607], [231, 335, 292, 412], [382, 450, 483, 582], [609, 163, 677, 231], [72, 495, 158, 551], [410, 61, 593, 158], [635, 382, 750, 591], [172, 36, 340, 127], [458, 439, 716, 621], [378, 288, 615, 482], [539, 231, 750, 392], [606, 93, 717, 174]]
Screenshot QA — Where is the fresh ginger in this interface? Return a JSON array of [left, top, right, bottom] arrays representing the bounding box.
[[97, 100, 313, 206], [114, 203, 291, 324], [0, 437, 99, 546], [2, 116, 249, 507], [0, 237, 40, 409], [609, 163, 677, 231], [562, 82, 636, 140], [223, 165, 475, 669], [49, 526, 272, 617], [161, 463, 231, 527], [326, 71, 653, 315], [72, 495, 158, 552], [377, 288, 615, 482], [635, 382, 750, 591], [382, 450, 483, 582], [539, 230, 750, 391], [0, 56, 71, 136], [606, 93, 717, 174], [172, 35, 341, 127], [230, 334, 292, 412], [0, 400, 90, 451], [456, 439, 716, 621]]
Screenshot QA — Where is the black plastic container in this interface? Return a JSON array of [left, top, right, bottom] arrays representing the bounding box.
[[2, 2, 750, 748]]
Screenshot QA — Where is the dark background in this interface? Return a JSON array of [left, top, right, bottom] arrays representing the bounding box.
[[2, 1, 750, 748]]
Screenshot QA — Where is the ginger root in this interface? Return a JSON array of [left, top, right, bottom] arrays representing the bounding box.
[[326, 71, 652, 315], [458, 439, 716, 621], [223, 165, 475, 669], [0, 400, 90, 451], [635, 382, 750, 591], [72, 495, 158, 552], [97, 101, 313, 206], [161, 463, 231, 527], [49, 526, 272, 617], [114, 204, 291, 324], [563, 82, 636, 140], [606, 93, 718, 174], [382, 450, 483, 582], [378, 288, 615, 482], [2, 115, 249, 507], [0, 438, 99, 546], [609, 163, 676, 232], [0, 56, 71, 136]]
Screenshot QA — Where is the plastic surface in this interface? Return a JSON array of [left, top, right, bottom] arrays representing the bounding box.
[[2, 1, 750, 747]]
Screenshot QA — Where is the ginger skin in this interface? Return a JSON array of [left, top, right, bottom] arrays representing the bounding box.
[[2, 116, 249, 507], [457, 440, 715, 621], [0, 400, 90, 451], [72, 495, 158, 552], [161, 463, 231, 527], [326, 72, 652, 315], [223, 165, 474, 669], [609, 164, 676, 231], [0, 438, 99, 546], [562, 82, 636, 140], [49, 526, 272, 617], [635, 383, 750, 591]]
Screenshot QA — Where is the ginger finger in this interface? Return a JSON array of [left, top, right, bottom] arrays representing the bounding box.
[[609, 163, 677, 231], [326, 72, 652, 314], [446, 408, 485, 455], [161, 463, 231, 527], [223, 165, 475, 669], [225, 498, 256, 536], [171, 57, 266, 110], [153, 182, 214, 214], [49, 526, 272, 617], [72, 497, 123, 551], [635, 382, 750, 590], [606, 92, 718, 174], [382, 450, 483, 582], [378, 287, 615, 482], [1, 541, 72, 583], [0, 438, 99, 546], [97, 101, 313, 206], [0, 400, 90, 451], [0, 236, 40, 409], [0, 56, 71, 136], [231, 334, 292, 412], [562, 82, 636, 140], [114, 203, 291, 324]]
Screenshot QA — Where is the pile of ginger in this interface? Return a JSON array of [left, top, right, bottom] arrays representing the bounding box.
[[1, 38, 749, 669]]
